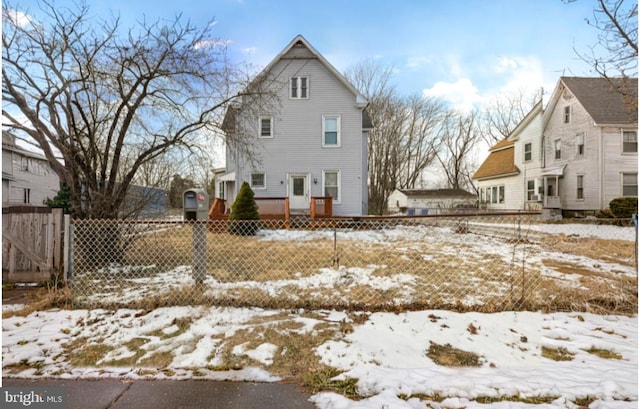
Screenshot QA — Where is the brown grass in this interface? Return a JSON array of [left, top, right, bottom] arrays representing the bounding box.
[[542, 235, 635, 267]]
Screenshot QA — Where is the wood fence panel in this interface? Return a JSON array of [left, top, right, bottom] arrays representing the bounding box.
[[2, 207, 64, 282]]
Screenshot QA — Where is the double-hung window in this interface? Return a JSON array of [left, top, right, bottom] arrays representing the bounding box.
[[576, 132, 585, 156], [622, 173, 638, 196], [563, 106, 571, 123], [322, 115, 341, 147], [250, 172, 266, 189], [623, 130, 637, 153], [576, 175, 584, 200], [290, 76, 308, 99], [554, 139, 561, 160], [527, 180, 535, 201], [259, 116, 273, 138], [323, 170, 340, 203], [524, 143, 532, 162]]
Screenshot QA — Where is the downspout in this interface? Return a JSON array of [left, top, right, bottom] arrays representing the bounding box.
[[598, 124, 603, 209]]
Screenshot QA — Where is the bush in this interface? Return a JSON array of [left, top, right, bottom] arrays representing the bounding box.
[[229, 182, 260, 235], [609, 197, 638, 218]]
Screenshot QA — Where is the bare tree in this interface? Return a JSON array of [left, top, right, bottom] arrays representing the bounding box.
[[2, 1, 274, 219], [478, 88, 542, 147], [345, 59, 444, 214], [436, 110, 481, 192], [576, 0, 638, 78], [568, 0, 638, 110]]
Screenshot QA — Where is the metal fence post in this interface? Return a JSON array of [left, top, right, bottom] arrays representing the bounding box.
[[193, 221, 207, 287]]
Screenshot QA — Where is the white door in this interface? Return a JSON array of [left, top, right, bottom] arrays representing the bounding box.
[[289, 174, 309, 210]]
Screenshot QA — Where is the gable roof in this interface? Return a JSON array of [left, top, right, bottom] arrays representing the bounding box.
[[544, 77, 638, 126], [398, 189, 476, 198], [472, 139, 520, 181], [222, 35, 369, 133], [258, 35, 367, 107]]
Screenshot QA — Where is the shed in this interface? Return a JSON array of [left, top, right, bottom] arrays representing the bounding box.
[[387, 188, 477, 214]]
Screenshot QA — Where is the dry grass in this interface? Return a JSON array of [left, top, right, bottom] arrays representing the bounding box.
[[426, 342, 482, 367], [542, 235, 635, 267], [542, 346, 575, 361]]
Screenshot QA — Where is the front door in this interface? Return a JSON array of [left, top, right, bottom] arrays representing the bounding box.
[[289, 174, 309, 210]]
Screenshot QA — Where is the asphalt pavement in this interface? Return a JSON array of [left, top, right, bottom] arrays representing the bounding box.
[[2, 378, 317, 409]]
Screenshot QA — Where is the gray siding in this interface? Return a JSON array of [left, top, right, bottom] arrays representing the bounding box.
[[231, 46, 366, 215]]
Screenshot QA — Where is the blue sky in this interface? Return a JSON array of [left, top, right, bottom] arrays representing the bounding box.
[[61, 0, 605, 111], [11, 0, 606, 113]]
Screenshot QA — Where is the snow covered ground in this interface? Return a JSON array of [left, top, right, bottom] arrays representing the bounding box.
[[2, 223, 638, 408]]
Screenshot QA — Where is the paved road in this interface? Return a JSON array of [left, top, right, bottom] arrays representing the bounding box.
[[2, 378, 317, 409]]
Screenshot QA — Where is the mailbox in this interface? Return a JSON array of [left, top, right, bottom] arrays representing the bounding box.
[[183, 189, 209, 221]]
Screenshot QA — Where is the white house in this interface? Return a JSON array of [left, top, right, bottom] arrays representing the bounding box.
[[2, 131, 59, 207], [387, 188, 476, 215], [473, 77, 637, 217], [541, 77, 637, 217], [218, 35, 370, 216], [473, 100, 544, 211]]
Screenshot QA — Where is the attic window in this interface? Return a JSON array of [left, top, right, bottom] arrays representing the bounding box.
[[290, 76, 308, 99], [563, 106, 571, 124]]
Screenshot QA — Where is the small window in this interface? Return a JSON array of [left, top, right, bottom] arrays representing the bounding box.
[[577, 175, 584, 200], [524, 143, 532, 162], [290, 76, 308, 99], [527, 180, 535, 201], [322, 115, 341, 147], [491, 186, 498, 204], [498, 186, 505, 204], [554, 139, 561, 160], [563, 106, 571, 124], [622, 173, 638, 196], [250, 172, 266, 189], [576, 132, 584, 156], [259, 116, 273, 138], [623, 131, 637, 153], [323, 170, 340, 203]]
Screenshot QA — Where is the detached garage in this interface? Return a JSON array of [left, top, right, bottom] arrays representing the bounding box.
[[387, 189, 477, 215]]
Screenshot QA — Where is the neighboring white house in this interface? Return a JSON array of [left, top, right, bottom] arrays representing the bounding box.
[[2, 131, 59, 207], [473, 100, 544, 211], [387, 189, 477, 215], [473, 77, 637, 217], [541, 77, 637, 217]]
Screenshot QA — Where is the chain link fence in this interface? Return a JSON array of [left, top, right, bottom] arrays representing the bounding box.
[[69, 214, 637, 313]]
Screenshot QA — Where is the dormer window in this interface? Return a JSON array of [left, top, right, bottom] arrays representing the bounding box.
[[290, 76, 308, 99]]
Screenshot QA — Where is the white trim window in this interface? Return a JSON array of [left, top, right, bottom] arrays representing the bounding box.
[[524, 142, 532, 162], [250, 172, 266, 189], [290, 76, 308, 99], [322, 115, 341, 147], [258, 116, 273, 138], [622, 130, 637, 153], [323, 170, 340, 203], [576, 175, 584, 200], [576, 132, 585, 156], [526, 179, 535, 201], [554, 139, 561, 160], [563, 106, 571, 124], [622, 173, 638, 196]]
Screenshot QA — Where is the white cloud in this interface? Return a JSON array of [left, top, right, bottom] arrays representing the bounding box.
[[5, 8, 34, 28], [422, 78, 483, 113], [194, 39, 231, 50], [493, 56, 545, 97], [242, 47, 257, 55]]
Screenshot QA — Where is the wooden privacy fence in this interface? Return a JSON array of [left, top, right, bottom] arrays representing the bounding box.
[[2, 206, 64, 282]]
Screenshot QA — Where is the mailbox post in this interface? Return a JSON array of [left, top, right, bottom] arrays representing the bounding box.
[[183, 189, 209, 287]]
